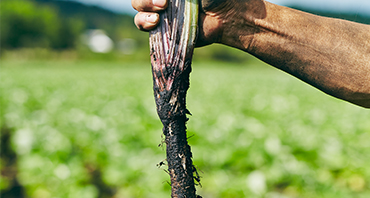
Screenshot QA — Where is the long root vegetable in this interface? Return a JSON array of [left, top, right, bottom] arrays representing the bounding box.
[[149, 0, 199, 197]]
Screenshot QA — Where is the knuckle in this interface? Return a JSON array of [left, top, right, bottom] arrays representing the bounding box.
[[134, 13, 153, 31]]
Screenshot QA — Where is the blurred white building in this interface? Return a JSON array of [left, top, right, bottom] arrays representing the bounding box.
[[82, 30, 138, 55], [83, 29, 114, 53]]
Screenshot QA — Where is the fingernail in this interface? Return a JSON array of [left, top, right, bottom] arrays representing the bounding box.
[[146, 14, 159, 23], [153, 0, 166, 7]]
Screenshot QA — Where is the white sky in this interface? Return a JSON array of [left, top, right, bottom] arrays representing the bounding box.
[[70, 0, 370, 16]]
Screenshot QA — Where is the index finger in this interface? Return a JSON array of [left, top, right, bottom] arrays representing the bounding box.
[[132, 0, 168, 12]]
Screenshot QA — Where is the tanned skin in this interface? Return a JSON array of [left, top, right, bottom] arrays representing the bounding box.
[[132, 0, 370, 108]]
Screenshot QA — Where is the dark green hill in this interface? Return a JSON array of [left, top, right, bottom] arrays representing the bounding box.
[[1, 0, 145, 50], [33, 0, 135, 31], [32, 0, 148, 47], [289, 6, 370, 24]]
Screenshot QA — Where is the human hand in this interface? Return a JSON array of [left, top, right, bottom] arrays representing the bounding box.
[[131, 0, 265, 47]]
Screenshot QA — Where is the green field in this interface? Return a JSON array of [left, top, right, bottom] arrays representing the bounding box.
[[1, 60, 370, 198]]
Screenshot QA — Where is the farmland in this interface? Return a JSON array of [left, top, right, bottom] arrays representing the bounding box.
[[1, 60, 370, 197]]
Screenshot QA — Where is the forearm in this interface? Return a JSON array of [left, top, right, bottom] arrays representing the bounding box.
[[221, 1, 370, 108]]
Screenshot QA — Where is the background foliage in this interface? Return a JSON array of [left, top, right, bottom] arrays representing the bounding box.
[[1, 61, 370, 197], [1, 0, 84, 50]]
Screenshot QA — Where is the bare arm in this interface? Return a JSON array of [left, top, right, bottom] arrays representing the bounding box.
[[132, 0, 370, 108], [219, 1, 370, 108]]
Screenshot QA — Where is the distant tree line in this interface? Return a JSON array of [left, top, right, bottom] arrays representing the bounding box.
[[0, 0, 144, 51], [1, 0, 368, 62], [1, 0, 84, 50]]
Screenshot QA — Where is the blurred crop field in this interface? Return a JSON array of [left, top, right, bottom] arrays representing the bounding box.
[[1, 60, 370, 198]]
